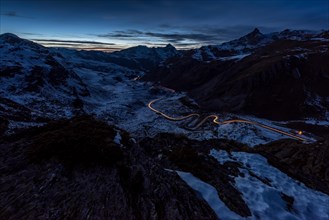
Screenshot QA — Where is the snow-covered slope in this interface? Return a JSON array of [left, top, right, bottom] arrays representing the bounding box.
[[0, 33, 89, 125], [209, 149, 329, 220]]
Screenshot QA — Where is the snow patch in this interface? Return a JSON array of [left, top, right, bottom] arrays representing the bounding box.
[[176, 170, 241, 220], [210, 150, 329, 220], [192, 49, 202, 60], [114, 131, 122, 145]]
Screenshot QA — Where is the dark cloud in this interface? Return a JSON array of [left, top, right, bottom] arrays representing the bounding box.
[[145, 32, 215, 43], [21, 32, 44, 36], [96, 29, 222, 45], [174, 42, 200, 46], [98, 30, 144, 38], [33, 39, 115, 45], [120, 30, 143, 35], [1, 11, 34, 19], [32, 39, 118, 51], [98, 33, 134, 38], [158, 24, 172, 28]]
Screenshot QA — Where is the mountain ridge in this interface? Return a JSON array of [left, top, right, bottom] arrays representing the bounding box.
[[144, 28, 329, 120]]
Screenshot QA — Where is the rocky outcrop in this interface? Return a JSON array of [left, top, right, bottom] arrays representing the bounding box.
[[0, 116, 9, 135], [253, 138, 329, 195], [140, 133, 252, 217], [0, 33, 91, 132], [0, 117, 217, 219], [0, 97, 32, 122]]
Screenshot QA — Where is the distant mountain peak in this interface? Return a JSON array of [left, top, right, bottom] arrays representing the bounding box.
[[134, 45, 148, 49], [0, 33, 21, 40], [282, 29, 291, 33], [246, 28, 263, 37], [0, 33, 19, 38], [165, 43, 175, 49], [0, 32, 47, 51], [252, 28, 261, 34]]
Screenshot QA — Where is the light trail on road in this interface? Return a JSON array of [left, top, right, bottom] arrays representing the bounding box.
[[148, 98, 307, 142], [148, 98, 200, 121]]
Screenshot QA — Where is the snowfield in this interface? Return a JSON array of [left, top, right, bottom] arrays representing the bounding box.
[[176, 170, 242, 220], [209, 149, 329, 220]]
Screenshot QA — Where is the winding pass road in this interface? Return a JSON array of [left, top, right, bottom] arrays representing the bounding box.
[[148, 98, 307, 142]]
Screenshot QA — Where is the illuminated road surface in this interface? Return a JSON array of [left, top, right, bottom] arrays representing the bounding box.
[[148, 98, 307, 142]]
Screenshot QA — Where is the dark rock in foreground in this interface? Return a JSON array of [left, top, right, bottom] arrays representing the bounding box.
[[253, 138, 329, 195], [0, 117, 217, 220], [1, 116, 328, 219], [140, 133, 252, 217]]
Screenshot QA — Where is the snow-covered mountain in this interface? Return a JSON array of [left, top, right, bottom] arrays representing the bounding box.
[[0, 34, 181, 130], [111, 43, 181, 70], [190, 28, 325, 61], [113, 43, 179, 60], [146, 29, 329, 120], [49, 43, 180, 72]]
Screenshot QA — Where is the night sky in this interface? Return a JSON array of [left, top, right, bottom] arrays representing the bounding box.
[[1, 0, 328, 51]]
